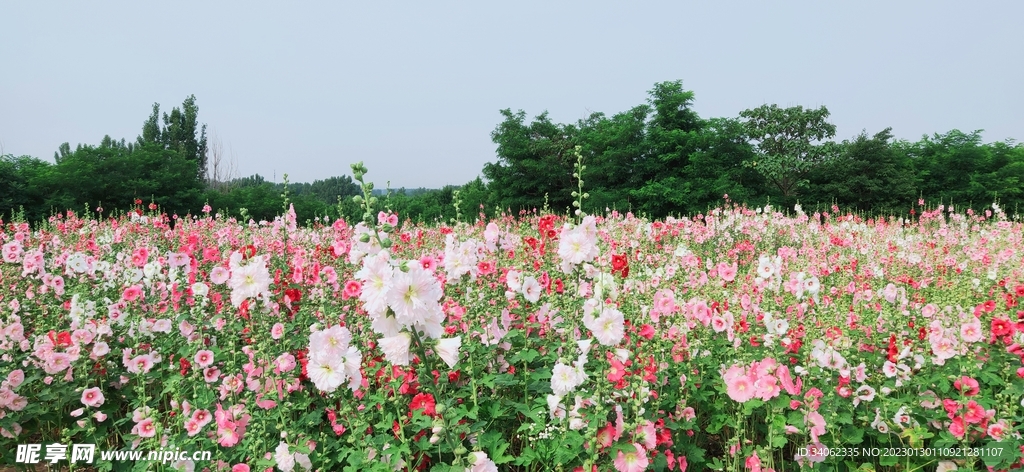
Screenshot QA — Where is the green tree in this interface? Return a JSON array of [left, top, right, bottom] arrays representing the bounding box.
[[629, 81, 706, 217], [739, 104, 838, 200], [576, 106, 650, 213], [806, 128, 916, 213], [136, 95, 208, 181], [483, 109, 578, 213], [0, 155, 53, 222]]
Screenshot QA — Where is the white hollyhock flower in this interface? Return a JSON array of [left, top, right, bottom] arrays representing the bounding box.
[[307, 352, 345, 393], [275, 441, 295, 472], [310, 325, 352, 359], [342, 346, 363, 391], [370, 314, 402, 338], [380, 332, 412, 366], [591, 307, 625, 346], [506, 270, 522, 292], [228, 255, 271, 308], [435, 337, 462, 369], [388, 265, 443, 328], [551, 362, 581, 396], [522, 276, 542, 303], [356, 253, 394, 317]]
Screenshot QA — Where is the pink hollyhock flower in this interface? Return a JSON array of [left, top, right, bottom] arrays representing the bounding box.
[[210, 266, 230, 285], [135, 418, 157, 438], [185, 419, 202, 437], [613, 443, 649, 472], [468, 451, 498, 472], [122, 285, 144, 302], [953, 376, 979, 396], [987, 420, 1009, 440], [217, 426, 240, 447], [342, 280, 362, 300], [777, 365, 802, 395], [964, 400, 985, 424], [718, 262, 737, 283], [192, 409, 213, 428], [724, 365, 755, 403], [635, 420, 656, 450], [805, 411, 827, 442], [204, 367, 221, 383], [194, 350, 215, 368], [81, 387, 104, 407], [276, 353, 297, 373], [271, 323, 286, 340], [949, 416, 966, 439], [6, 370, 24, 389], [231, 465, 250, 472], [597, 423, 616, 449], [960, 318, 983, 343], [131, 247, 149, 267], [754, 375, 780, 401], [745, 452, 762, 472]]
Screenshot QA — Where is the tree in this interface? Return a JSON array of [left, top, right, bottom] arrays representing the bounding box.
[[137, 95, 209, 181], [739, 104, 838, 200], [805, 128, 916, 213], [483, 109, 578, 213], [629, 81, 706, 217], [0, 154, 52, 222], [206, 131, 239, 191], [575, 106, 649, 212]]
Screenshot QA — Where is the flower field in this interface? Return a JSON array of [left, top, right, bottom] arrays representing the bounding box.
[[2, 194, 1024, 472]]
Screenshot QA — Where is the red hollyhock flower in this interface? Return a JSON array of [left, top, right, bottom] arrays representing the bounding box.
[[410, 392, 436, 417], [179, 357, 191, 376], [611, 253, 629, 278], [992, 317, 1013, 337]]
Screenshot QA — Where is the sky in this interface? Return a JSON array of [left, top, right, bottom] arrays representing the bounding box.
[[2, 1, 1022, 189]]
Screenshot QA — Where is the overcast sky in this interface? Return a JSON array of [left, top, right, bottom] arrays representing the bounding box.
[[2, 1, 1021, 189]]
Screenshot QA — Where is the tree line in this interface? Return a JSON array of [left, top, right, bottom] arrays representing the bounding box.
[[3, 84, 1023, 227]]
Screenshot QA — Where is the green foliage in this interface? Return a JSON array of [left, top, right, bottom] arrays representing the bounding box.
[[136, 95, 209, 181], [740, 104, 839, 201], [483, 109, 579, 213], [805, 128, 917, 214]]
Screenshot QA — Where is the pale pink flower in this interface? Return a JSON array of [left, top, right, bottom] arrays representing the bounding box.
[[379, 332, 412, 366], [613, 443, 649, 472], [185, 419, 202, 437], [81, 387, 104, 407], [959, 319, 983, 343], [204, 367, 221, 383], [635, 420, 656, 450], [6, 369, 24, 389], [718, 262, 737, 282], [271, 323, 286, 340], [210, 266, 230, 285], [276, 353, 297, 373], [521, 276, 542, 303], [592, 308, 625, 346], [195, 350, 215, 368]]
